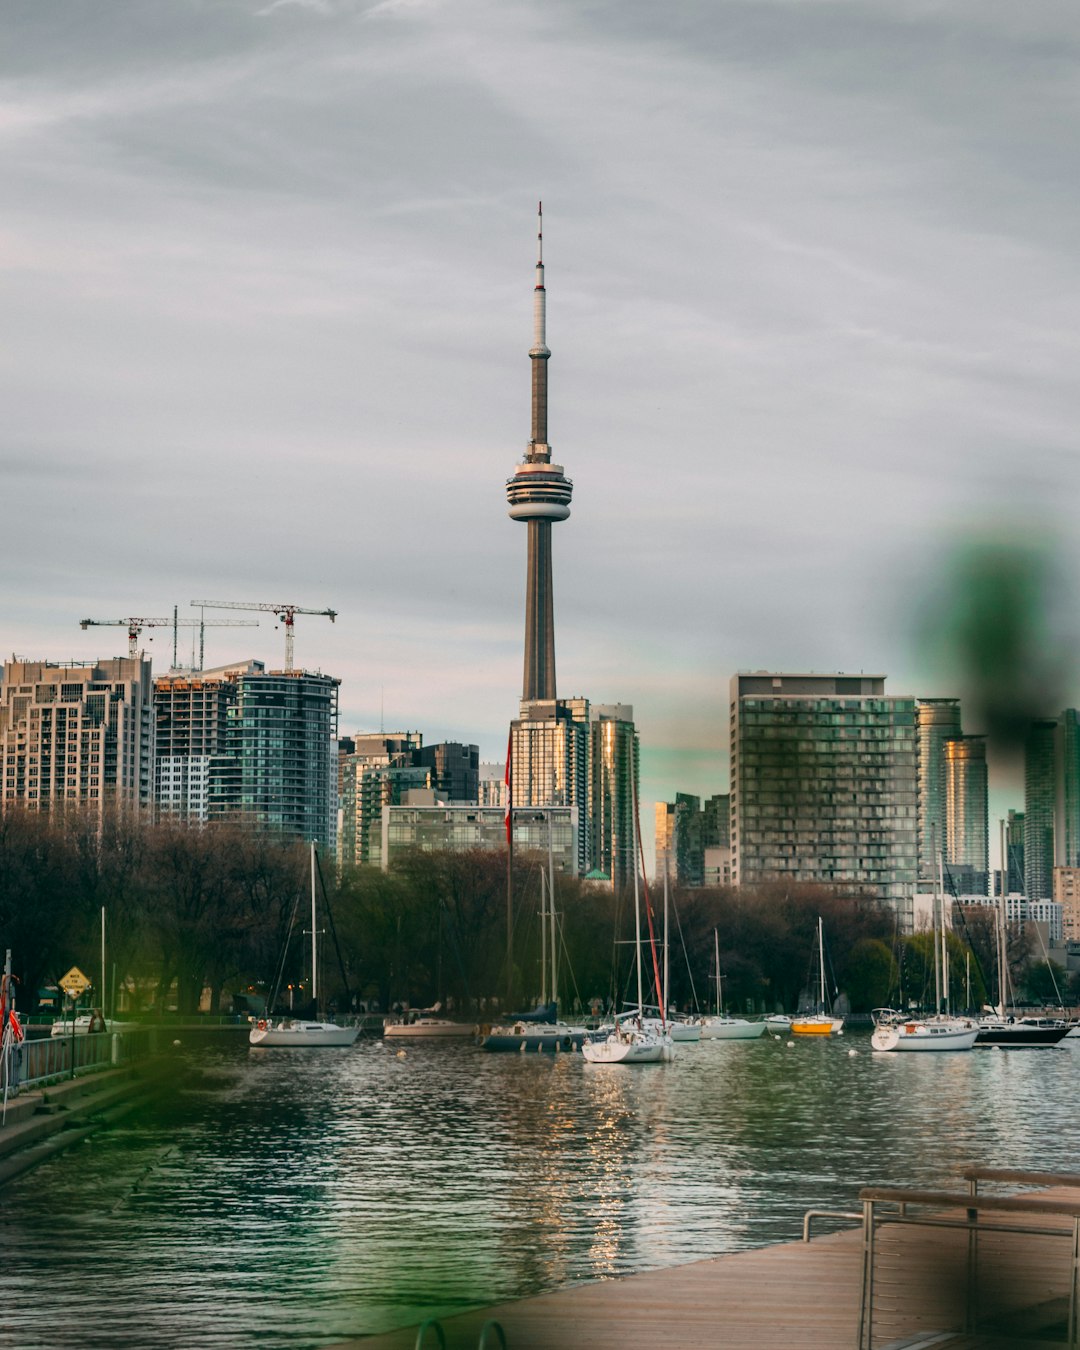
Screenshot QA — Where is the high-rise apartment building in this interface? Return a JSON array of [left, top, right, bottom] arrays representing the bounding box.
[[942, 735, 989, 895], [153, 661, 339, 844], [1, 657, 154, 811], [1025, 719, 1058, 900], [915, 698, 962, 882], [589, 704, 638, 889], [339, 732, 425, 867], [510, 699, 590, 875], [1022, 710, 1080, 899], [154, 660, 264, 823], [655, 792, 729, 887], [729, 672, 918, 901], [232, 669, 340, 847], [416, 741, 480, 803]]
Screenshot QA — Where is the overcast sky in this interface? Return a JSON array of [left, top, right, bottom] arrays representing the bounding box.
[[3, 0, 1079, 844]]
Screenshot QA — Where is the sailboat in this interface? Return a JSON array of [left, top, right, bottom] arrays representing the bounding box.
[[699, 930, 767, 1040], [871, 850, 977, 1053], [790, 917, 844, 1036], [975, 821, 1070, 1048], [249, 844, 360, 1048], [582, 794, 675, 1065], [479, 841, 590, 1053]]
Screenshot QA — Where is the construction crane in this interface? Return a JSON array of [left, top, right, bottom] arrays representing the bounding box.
[[79, 614, 258, 665], [190, 600, 337, 671]]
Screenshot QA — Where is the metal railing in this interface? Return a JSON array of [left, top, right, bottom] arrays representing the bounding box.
[[7, 1028, 158, 1095]]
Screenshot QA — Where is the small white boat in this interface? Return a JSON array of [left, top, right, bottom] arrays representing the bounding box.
[[51, 1011, 108, 1037], [250, 1018, 359, 1048], [699, 1015, 767, 1041], [871, 1010, 978, 1053], [699, 931, 767, 1039], [383, 1012, 474, 1039], [764, 1013, 793, 1032]]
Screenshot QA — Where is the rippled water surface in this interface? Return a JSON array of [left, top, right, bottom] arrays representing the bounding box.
[[5, 1031, 1080, 1348]]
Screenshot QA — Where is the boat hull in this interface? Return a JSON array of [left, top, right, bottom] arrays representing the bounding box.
[[790, 1016, 843, 1036], [383, 1020, 474, 1039], [975, 1021, 1071, 1048], [871, 1020, 977, 1052], [479, 1024, 589, 1053], [581, 1033, 675, 1064], [699, 1018, 768, 1041], [249, 1020, 360, 1047]]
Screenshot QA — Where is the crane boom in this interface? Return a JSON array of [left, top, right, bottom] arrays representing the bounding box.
[[190, 601, 337, 671], [80, 615, 258, 661]]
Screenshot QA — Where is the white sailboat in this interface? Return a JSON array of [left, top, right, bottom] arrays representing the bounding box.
[[250, 844, 360, 1048], [871, 848, 976, 1053], [699, 930, 767, 1040], [583, 799, 674, 1065]]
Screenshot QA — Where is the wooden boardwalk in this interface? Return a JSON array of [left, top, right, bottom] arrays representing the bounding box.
[[340, 1186, 1080, 1350], [338, 1225, 867, 1349]]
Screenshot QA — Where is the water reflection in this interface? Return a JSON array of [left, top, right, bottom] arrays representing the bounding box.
[[3, 1032, 1080, 1349]]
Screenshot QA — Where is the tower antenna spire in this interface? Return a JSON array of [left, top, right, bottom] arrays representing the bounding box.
[[506, 203, 572, 703]]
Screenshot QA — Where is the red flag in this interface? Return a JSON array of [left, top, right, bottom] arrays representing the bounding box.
[[7, 1009, 23, 1043], [504, 728, 513, 846]]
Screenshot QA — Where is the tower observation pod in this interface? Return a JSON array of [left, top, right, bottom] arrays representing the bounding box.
[[506, 203, 573, 703]]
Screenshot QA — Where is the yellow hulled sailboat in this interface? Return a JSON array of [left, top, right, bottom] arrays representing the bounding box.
[[790, 917, 843, 1036]]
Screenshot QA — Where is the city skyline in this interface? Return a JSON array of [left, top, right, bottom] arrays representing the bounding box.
[[3, 2, 1079, 839]]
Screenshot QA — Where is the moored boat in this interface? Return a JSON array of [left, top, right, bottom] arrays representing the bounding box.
[[250, 1019, 359, 1048], [699, 1015, 768, 1040], [870, 1009, 978, 1052], [249, 844, 359, 1049], [383, 1010, 475, 1039], [790, 918, 843, 1036], [974, 1016, 1071, 1048]]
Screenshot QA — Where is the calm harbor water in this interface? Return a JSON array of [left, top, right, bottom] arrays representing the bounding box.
[[5, 1030, 1080, 1349]]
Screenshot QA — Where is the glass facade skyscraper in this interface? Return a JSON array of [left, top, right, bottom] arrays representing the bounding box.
[[589, 704, 638, 889], [915, 698, 962, 883], [1025, 718, 1058, 900], [942, 735, 988, 894], [730, 673, 918, 901], [510, 698, 590, 876], [231, 669, 339, 847]]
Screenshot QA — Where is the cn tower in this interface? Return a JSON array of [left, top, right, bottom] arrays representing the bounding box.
[[506, 204, 573, 702]]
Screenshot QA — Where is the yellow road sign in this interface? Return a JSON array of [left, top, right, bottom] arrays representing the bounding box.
[[59, 966, 92, 996]]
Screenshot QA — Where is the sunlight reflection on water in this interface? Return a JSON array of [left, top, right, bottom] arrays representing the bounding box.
[[4, 1032, 1079, 1348]]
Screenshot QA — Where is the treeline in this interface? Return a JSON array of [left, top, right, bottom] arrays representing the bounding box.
[[0, 806, 1073, 1018]]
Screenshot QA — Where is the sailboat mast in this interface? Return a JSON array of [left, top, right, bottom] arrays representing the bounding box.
[[540, 868, 547, 1008], [817, 916, 826, 1011], [548, 810, 557, 1010], [714, 929, 721, 1017], [932, 824, 942, 1015], [938, 849, 949, 1014], [998, 818, 1008, 1014], [633, 827, 643, 1014], [663, 866, 670, 1021], [310, 841, 318, 1006]]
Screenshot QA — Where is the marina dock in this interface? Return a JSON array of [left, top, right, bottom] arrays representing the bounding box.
[[344, 1225, 868, 1349], [345, 1176, 1080, 1350]]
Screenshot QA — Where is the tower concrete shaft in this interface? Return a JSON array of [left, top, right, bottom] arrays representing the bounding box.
[[506, 204, 573, 702]]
